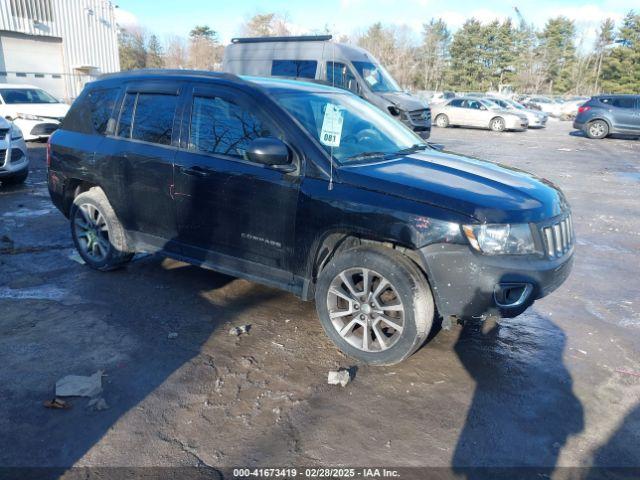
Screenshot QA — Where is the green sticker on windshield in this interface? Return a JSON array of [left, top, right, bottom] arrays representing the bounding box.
[[320, 104, 344, 147]]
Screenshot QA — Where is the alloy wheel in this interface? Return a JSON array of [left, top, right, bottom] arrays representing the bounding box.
[[589, 122, 606, 138], [74, 203, 110, 262], [326, 267, 405, 352]]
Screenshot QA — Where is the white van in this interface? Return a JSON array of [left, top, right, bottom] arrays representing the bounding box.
[[222, 35, 431, 138]]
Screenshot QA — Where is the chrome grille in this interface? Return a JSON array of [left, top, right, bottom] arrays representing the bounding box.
[[541, 215, 573, 258]]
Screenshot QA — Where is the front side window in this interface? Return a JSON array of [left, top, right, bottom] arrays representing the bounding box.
[[351, 61, 401, 93], [276, 91, 423, 164], [326, 62, 358, 93], [116, 92, 177, 145], [271, 60, 317, 79], [0, 88, 59, 104], [189, 96, 274, 158]]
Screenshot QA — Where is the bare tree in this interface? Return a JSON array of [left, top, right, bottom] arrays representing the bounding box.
[[241, 13, 291, 37], [164, 35, 188, 69]]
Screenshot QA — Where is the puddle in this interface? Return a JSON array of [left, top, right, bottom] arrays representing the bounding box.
[[0, 285, 66, 301], [615, 172, 640, 182]]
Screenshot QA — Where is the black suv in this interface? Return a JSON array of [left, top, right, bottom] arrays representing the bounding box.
[[48, 70, 574, 365], [573, 94, 640, 139]]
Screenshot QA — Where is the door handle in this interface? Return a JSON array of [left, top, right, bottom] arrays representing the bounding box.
[[181, 165, 211, 177]]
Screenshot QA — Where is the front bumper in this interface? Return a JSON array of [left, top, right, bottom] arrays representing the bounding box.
[[0, 137, 29, 177], [399, 108, 431, 139], [505, 116, 529, 130], [13, 118, 60, 140], [419, 243, 574, 319], [528, 116, 547, 127]]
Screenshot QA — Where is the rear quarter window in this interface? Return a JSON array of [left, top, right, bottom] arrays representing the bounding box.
[[63, 87, 121, 135]]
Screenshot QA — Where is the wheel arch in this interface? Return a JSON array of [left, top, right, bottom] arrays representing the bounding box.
[[62, 179, 100, 217]]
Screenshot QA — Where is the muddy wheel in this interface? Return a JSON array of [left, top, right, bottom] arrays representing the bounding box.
[[490, 117, 506, 132], [586, 120, 608, 139], [70, 187, 134, 271], [435, 114, 449, 128], [315, 246, 434, 365]]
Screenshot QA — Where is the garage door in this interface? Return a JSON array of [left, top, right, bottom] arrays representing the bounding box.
[[0, 32, 66, 99]]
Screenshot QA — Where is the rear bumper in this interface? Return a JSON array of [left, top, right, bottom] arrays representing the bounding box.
[[419, 243, 574, 319]]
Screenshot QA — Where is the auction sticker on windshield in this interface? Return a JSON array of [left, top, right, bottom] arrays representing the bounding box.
[[320, 104, 344, 147]]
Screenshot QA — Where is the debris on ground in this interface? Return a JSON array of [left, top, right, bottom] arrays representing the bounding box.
[[240, 356, 257, 368], [68, 250, 86, 265], [43, 398, 71, 409], [87, 397, 109, 411], [327, 369, 351, 387], [167, 332, 178, 339], [229, 324, 250, 336], [55, 370, 103, 397]]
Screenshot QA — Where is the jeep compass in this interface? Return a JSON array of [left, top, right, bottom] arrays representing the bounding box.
[[48, 70, 574, 365]]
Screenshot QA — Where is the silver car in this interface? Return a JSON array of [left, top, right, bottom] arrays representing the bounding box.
[[486, 97, 548, 128], [0, 118, 29, 185], [432, 97, 528, 132]]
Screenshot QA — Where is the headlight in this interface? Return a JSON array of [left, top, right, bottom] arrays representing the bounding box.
[[462, 224, 538, 255], [16, 113, 43, 121], [10, 123, 23, 141]]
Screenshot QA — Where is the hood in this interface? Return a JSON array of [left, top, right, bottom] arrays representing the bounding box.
[[339, 150, 569, 223], [490, 107, 526, 120], [6, 103, 69, 120], [378, 92, 429, 112]]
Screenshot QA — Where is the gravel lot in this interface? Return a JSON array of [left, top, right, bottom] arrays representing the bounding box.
[[1, 121, 639, 477]]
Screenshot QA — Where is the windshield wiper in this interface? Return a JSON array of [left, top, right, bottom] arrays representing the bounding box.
[[392, 144, 430, 156], [343, 151, 388, 162]]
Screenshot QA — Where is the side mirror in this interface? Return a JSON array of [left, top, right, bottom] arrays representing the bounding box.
[[246, 137, 293, 171]]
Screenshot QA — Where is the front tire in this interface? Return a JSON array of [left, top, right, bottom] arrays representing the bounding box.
[[435, 114, 449, 128], [586, 120, 608, 139], [315, 246, 434, 365], [490, 117, 506, 132], [70, 187, 134, 271]]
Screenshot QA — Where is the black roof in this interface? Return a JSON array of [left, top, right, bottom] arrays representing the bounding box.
[[90, 69, 347, 96], [231, 35, 332, 44]]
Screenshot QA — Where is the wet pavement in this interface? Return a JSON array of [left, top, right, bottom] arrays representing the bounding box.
[[1, 122, 639, 477]]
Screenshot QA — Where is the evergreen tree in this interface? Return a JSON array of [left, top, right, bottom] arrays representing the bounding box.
[[146, 34, 164, 69], [419, 18, 451, 91], [601, 11, 640, 93], [448, 19, 488, 91], [536, 17, 576, 93], [118, 29, 147, 71]]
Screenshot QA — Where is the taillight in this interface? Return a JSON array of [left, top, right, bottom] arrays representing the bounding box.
[[46, 136, 52, 168], [578, 106, 591, 114]]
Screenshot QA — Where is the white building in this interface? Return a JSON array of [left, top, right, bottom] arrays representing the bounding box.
[[0, 0, 120, 102]]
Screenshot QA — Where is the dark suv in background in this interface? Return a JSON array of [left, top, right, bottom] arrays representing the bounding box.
[[574, 94, 640, 139], [48, 70, 574, 365]]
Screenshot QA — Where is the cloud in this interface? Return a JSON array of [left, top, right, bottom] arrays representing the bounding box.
[[113, 8, 139, 31]]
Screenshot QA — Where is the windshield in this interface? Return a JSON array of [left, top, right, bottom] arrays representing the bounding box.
[[0, 88, 59, 104], [480, 99, 501, 110], [351, 61, 401, 93], [504, 99, 525, 109], [276, 91, 424, 164]]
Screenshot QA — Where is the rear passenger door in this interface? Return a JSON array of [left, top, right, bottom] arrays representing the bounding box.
[[602, 97, 639, 132], [99, 82, 181, 247]]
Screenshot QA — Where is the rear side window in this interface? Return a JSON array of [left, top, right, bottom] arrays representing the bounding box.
[[62, 86, 120, 135], [116, 92, 177, 145], [449, 99, 463, 107], [271, 60, 317, 79], [87, 88, 120, 134], [188, 96, 274, 158], [600, 97, 636, 109]]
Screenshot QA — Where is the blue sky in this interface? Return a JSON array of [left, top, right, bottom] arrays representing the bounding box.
[[115, 0, 638, 46]]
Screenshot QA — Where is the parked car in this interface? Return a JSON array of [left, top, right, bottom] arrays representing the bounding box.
[[573, 95, 640, 139], [525, 96, 564, 117], [432, 97, 529, 132], [222, 35, 431, 138], [0, 117, 29, 185], [48, 71, 574, 365], [0, 84, 69, 141], [486, 97, 548, 128]]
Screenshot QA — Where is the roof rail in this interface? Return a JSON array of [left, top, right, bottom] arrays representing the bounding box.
[[231, 35, 333, 44]]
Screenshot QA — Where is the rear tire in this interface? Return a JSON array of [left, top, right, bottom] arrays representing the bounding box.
[[490, 117, 506, 132], [585, 120, 608, 139], [70, 187, 134, 271], [315, 246, 434, 365], [1, 169, 28, 185], [435, 114, 449, 128]]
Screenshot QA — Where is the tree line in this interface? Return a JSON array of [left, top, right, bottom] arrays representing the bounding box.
[[119, 11, 640, 95]]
